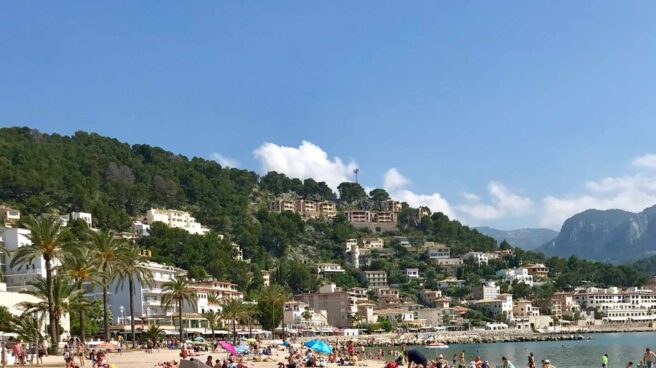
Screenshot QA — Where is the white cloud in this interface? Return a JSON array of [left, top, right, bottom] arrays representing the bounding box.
[[382, 168, 456, 218], [383, 168, 409, 191], [456, 181, 534, 222], [209, 153, 239, 168], [540, 172, 656, 229], [253, 141, 356, 190], [632, 153, 656, 169]]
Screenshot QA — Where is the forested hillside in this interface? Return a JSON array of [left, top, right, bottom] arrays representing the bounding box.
[[0, 127, 648, 297]]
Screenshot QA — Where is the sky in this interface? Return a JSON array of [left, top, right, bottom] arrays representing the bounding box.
[[2, 1, 656, 231]]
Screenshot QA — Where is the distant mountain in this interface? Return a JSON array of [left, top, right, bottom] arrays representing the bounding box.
[[536, 205, 656, 263], [476, 226, 559, 250]]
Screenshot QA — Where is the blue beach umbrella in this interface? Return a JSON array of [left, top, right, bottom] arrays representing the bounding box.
[[303, 339, 333, 354]]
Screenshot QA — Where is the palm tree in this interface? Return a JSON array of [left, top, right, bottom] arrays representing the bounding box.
[[202, 309, 222, 339], [61, 246, 98, 343], [257, 285, 289, 338], [221, 298, 246, 344], [8, 313, 43, 343], [161, 277, 197, 343], [116, 244, 153, 348], [88, 230, 127, 342], [19, 276, 81, 344], [142, 324, 164, 347], [241, 303, 259, 337], [10, 216, 68, 353]]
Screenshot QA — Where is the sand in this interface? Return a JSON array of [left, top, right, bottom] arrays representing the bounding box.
[[33, 347, 387, 368]]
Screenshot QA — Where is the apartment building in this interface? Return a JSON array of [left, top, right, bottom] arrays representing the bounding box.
[[405, 268, 420, 279], [472, 281, 500, 300], [496, 268, 534, 286], [71, 211, 93, 228], [364, 270, 387, 289], [427, 243, 451, 259], [373, 211, 397, 224], [377, 287, 400, 299], [0, 206, 20, 226], [271, 198, 296, 213], [381, 200, 402, 212], [317, 201, 337, 218], [108, 261, 186, 321], [525, 264, 550, 279], [436, 277, 466, 290], [474, 294, 514, 321], [271, 198, 337, 218], [283, 301, 329, 330], [133, 221, 151, 237], [296, 291, 356, 328], [348, 287, 368, 301], [345, 210, 373, 223], [316, 263, 345, 275], [463, 252, 489, 266], [550, 292, 580, 319], [573, 287, 656, 322], [513, 300, 540, 318], [146, 208, 209, 235], [362, 237, 384, 249], [2, 227, 60, 292], [185, 279, 243, 314], [420, 289, 443, 305], [345, 238, 358, 249]]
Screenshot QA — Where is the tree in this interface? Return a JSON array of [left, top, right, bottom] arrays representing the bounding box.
[[241, 303, 259, 337], [61, 246, 98, 343], [499, 240, 513, 250], [142, 325, 164, 347], [117, 244, 154, 348], [368, 188, 390, 209], [0, 241, 7, 281], [10, 216, 68, 353], [337, 182, 367, 203], [221, 298, 246, 344], [202, 310, 222, 339], [19, 276, 80, 346], [511, 280, 532, 300], [7, 313, 42, 343], [161, 277, 197, 343], [88, 230, 126, 342], [256, 285, 289, 337]]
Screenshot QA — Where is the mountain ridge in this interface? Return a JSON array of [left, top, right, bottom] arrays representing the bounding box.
[[475, 226, 559, 250]]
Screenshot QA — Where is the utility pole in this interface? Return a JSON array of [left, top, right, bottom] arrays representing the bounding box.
[[353, 168, 359, 184]]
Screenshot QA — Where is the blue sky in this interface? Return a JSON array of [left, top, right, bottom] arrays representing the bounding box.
[[2, 1, 656, 230]]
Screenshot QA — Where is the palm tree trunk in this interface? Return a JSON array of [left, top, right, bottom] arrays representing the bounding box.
[[45, 259, 58, 354], [232, 320, 236, 344], [103, 276, 110, 342], [78, 283, 86, 343], [129, 278, 136, 348], [178, 298, 184, 343]]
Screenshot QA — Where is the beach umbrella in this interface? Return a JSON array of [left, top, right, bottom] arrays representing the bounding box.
[[304, 339, 333, 354], [236, 344, 249, 354], [218, 341, 240, 356], [193, 336, 205, 343]]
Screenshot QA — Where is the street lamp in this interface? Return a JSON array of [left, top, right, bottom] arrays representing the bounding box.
[[120, 305, 125, 325]]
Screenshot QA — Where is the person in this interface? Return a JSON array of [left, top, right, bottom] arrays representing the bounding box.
[[628, 362, 635, 368], [435, 354, 449, 368], [206, 356, 214, 366], [602, 354, 609, 368], [528, 353, 536, 368], [644, 349, 656, 368], [543, 359, 555, 368], [501, 356, 514, 368], [453, 354, 458, 368], [74, 338, 84, 367], [459, 351, 466, 368], [405, 349, 429, 368], [12, 340, 23, 365], [180, 344, 189, 359], [1, 342, 7, 368]]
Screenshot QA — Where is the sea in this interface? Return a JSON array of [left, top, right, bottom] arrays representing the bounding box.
[[397, 332, 656, 368]]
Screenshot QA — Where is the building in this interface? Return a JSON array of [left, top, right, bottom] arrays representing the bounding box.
[[376, 308, 414, 323], [373, 211, 397, 224], [525, 264, 549, 279], [474, 294, 513, 321], [345, 210, 373, 223], [186, 279, 243, 314], [345, 238, 358, 249], [364, 270, 387, 289], [496, 268, 534, 287], [392, 236, 411, 247], [420, 289, 443, 306], [550, 292, 580, 319], [348, 287, 368, 301], [377, 287, 400, 299], [108, 261, 187, 322], [472, 281, 500, 300], [417, 206, 431, 219], [427, 243, 451, 259], [435, 257, 463, 272], [573, 287, 656, 323], [271, 198, 295, 213], [356, 301, 377, 324], [262, 270, 270, 287], [70, 211, 93, 228], [416, 308, 447, 328], [0, 206, 20, 226], [315, 263, 345, 275], [362, 238, 384, 249], [283, 301, 329, 330], [296, 291, 356, 328], [146, 208, 209, 235], [270, 198, 337, 219], [436, 277, 466, 290], [463, 252, 489, 266], [513, 300, 540, 318], [317, 201, 337, 218], [2, 228, 60, 292], [133, 221, 151, 237], [381, 200, 402, 213], [405, 268, 420, 279]]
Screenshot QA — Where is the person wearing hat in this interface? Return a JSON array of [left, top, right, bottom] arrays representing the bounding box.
[[543, 359, 555, 368]]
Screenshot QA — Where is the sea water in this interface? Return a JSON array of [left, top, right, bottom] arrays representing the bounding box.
[[402, 332, 656, 368]]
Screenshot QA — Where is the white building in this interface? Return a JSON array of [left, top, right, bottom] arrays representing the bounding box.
[[364, 270, 387, 289], [472, 280, 500, 300], [427, 243, 451, 259], [146, 208, 210, 235], [405, 268, 420, 279], [283, 301, 330, 330], [108, 261, 186, 323], [133, 221, 151, 237], [496, 268, 534, 287], [573, 287, 656, 323], [475, 293, 513, 321], [2, 228, 60, 292], [463, 252, 489, 266], [0, 206, 20, 226], [362, 238, 384, 249], [316, 263, 345, 275], [184, 279, 243, 314], [70, 211, 93, 228]]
